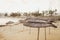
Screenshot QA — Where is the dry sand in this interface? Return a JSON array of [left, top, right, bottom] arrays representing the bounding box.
[[0, 21, 60, 40]]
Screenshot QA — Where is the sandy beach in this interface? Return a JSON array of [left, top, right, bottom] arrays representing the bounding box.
[[0, 17, 60, 40]]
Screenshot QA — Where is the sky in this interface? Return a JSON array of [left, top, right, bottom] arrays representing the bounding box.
[[0, 0, 60, 13]]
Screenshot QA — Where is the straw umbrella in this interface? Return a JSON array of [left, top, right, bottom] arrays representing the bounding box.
[[0, 25, 6, 27], [22, 17, 57, 40], [6, 21, 14, 26]]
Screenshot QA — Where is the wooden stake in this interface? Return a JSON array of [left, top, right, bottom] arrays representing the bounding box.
[[45, 28, 46, 40], [37, 28, 40, 40], [29, 27, 31, 34], [49, 27, 50, 34]]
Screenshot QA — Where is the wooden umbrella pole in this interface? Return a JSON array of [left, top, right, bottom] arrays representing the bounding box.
[[23, 26, 24, 31], [29, 27, 31, 34], [37, 28, 40, 40], [49, 27, 50, 34], [45, 28, 46, 40]]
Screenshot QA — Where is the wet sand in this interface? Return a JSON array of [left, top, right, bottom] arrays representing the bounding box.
[[0, 21, 60, 40]]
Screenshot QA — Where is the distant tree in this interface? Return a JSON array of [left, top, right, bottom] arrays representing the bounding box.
[[23, 12, 28, 16], [4, 13, 8, 16], [54, 9, 57, 15], [10, 12, 21, 17], [16, 12, 21, 16], [31, 12, 42, 17], [42, 11, 45, 16], [10, 13, 15, 17], [49, 9, 57, 16], [18, 13, 21, 16]]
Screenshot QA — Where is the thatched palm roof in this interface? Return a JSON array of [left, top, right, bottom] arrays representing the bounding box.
[[23, 17, 57, 28], [0, 25, 6, 27]]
